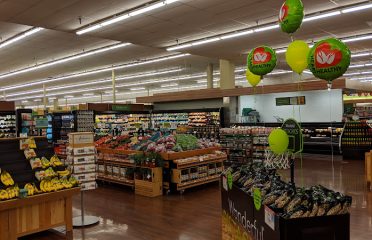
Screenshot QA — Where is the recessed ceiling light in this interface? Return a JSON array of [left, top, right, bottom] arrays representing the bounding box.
[[130, 87, 146, 91]]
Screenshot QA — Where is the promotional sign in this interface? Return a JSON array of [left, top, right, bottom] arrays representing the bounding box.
[[279, 0, 304, 34], [308, 38, 351, 82], [281, 118, 303, 153], [247, 46, 277, 76]]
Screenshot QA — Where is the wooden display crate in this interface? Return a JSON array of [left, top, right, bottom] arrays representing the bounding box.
[[160, 147, 221, 160], [96, 147, 141, 155], [365, 151, 372, 189], [135, 180, 163, 197], [0, 188, 80, 240]]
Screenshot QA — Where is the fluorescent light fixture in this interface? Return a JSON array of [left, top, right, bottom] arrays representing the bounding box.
[[161, 83, 178, 88], [254, 24, 279, 32], [276, 49, 287, 54], [349, 64, 365, 69], [167, 44, 192, 51], [64, 95, 74, 98], [129, 2, 165, 16], [0, 27, 43, 49], [341, 3, 372, 13], [191, 37, 221, 46], [33, 99, 41, 102], [83, 93, 95, 96], [303, 11, 341, 22], [0, 43, 130, 80], [268, 70, 292, 75], [0, 54, 188, 92], [130, 87, 146, 91], [76, 0, 179, 35], [352, 52, 371, 58], [220, 30, 254, 40], [343, 34, 372, 43], [48, 97, 57, 100], [22, 100, 29, 103]]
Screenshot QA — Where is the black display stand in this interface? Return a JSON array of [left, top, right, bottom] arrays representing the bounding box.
[[0, 137, 54, 187], [221, 177, 350, 240]]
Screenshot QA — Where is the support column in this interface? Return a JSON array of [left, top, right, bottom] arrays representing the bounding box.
[[219, 59, 235, 90], [220, 59, 237, 126], [43, 84, 47, 110], [207, 63, 213, 89], [53, 99, 58, 110], [112, 70, 116, 103], [3, 91, 6, 101], [100, 92, 103, 103]]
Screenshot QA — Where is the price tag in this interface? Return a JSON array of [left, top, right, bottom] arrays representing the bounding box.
[[227, 172, 233, 190], [253, 188, 262, 211], [265, 206, 275, 231]]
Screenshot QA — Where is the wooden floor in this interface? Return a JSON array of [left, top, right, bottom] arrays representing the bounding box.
[[21, 154, 372, 240]]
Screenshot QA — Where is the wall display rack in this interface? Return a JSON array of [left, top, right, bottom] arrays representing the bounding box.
[[0, 111, 16, 138], [341, 120, 372, 160]]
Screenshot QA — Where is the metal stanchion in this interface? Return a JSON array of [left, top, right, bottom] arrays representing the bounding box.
[[72, 191, 99, 227]]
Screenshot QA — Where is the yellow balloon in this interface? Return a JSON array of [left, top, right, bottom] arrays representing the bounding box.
[[285, 40, 310, 74], [246, 69, 261, 87]]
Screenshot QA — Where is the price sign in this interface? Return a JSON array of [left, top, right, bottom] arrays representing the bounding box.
[[282, 118, 303, 153]]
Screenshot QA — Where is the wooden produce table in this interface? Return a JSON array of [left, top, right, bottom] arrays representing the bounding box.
[[0, 188, 80, 240]]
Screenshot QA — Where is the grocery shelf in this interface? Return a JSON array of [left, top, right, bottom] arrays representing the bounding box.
[[174, 156, 226, 169], [97, 159, 135, 168], [176, 175, 220, 190], [97, 176, 134, 187]]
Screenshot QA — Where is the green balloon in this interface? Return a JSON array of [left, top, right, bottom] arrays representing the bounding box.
[[308, 38, 351, 82], [268, 129, 289, 155], [279, 0, 304, 34], [247, 46, 277, 76]]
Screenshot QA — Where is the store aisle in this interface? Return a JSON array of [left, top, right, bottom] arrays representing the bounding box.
[[22, 155, 372, 240]]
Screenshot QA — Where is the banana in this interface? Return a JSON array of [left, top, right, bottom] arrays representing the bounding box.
[[57, 169, 70, 177], [0, 189, 8, 200], [41, 157, 50, 168], [50, 155, 63, 167], [1, 171, 14, 186], [24, 183, 34, 196]]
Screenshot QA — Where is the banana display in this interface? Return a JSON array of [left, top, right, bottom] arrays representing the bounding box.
[[39, 176, 78, 192], [1, 170, 15, 186], [41, 157, 50, 168], [0, 185, 19, 201], [50, 155, 63, 167]]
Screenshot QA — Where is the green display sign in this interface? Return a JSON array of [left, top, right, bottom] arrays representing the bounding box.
[[281, 118, 303, 153], [227, 172, 233, 190], [276, 96, 305, 106], [253, 188, 262, 211], [112, 105, 131, 111], [35, 118, 48, 128]]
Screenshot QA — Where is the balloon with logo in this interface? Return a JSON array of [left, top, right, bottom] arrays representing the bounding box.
[[268, 128, 289, 155], [247, 46, 277, 76], [246, 69, 261, 87], [286, 40, 309, 74], [279, 0, 304, 34], [308, 38, 351, 83]]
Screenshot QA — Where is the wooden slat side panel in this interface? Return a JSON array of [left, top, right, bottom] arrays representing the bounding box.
[[0, 211, 11, 240]]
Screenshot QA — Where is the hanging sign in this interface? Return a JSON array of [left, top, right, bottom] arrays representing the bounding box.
[[281, 118, 303, 153]]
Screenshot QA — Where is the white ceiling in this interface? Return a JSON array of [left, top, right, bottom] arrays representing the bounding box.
[[0, 0, 370, 106]]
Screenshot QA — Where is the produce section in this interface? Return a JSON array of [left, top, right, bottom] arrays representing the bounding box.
[[341, 120, 372, 160], [221, 162, 351, 240]]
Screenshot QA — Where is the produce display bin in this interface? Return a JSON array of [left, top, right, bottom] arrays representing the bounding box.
[[221, 176, 350, 240]]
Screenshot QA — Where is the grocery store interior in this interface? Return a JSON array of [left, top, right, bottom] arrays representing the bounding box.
[[0, 0, 372, 239]]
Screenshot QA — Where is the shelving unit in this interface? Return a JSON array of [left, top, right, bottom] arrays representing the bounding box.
[[0, 111, 16, 138], [96, 148, 137, 187], [162, 147, 226, 193], [95, 111, 150, 136], [341, 120, 371, 160], [51, 112, 74, 143]]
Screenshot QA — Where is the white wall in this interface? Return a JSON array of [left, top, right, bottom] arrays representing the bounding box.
[[239, 89, 343, 122]]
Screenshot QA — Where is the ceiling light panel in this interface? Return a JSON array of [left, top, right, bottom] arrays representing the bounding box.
[[76, 0, 180, 35], [0, 27, 43, 49], [0, 54, 189, 92], [166, 2, 372, 51], [0, 43, 130, 80]]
